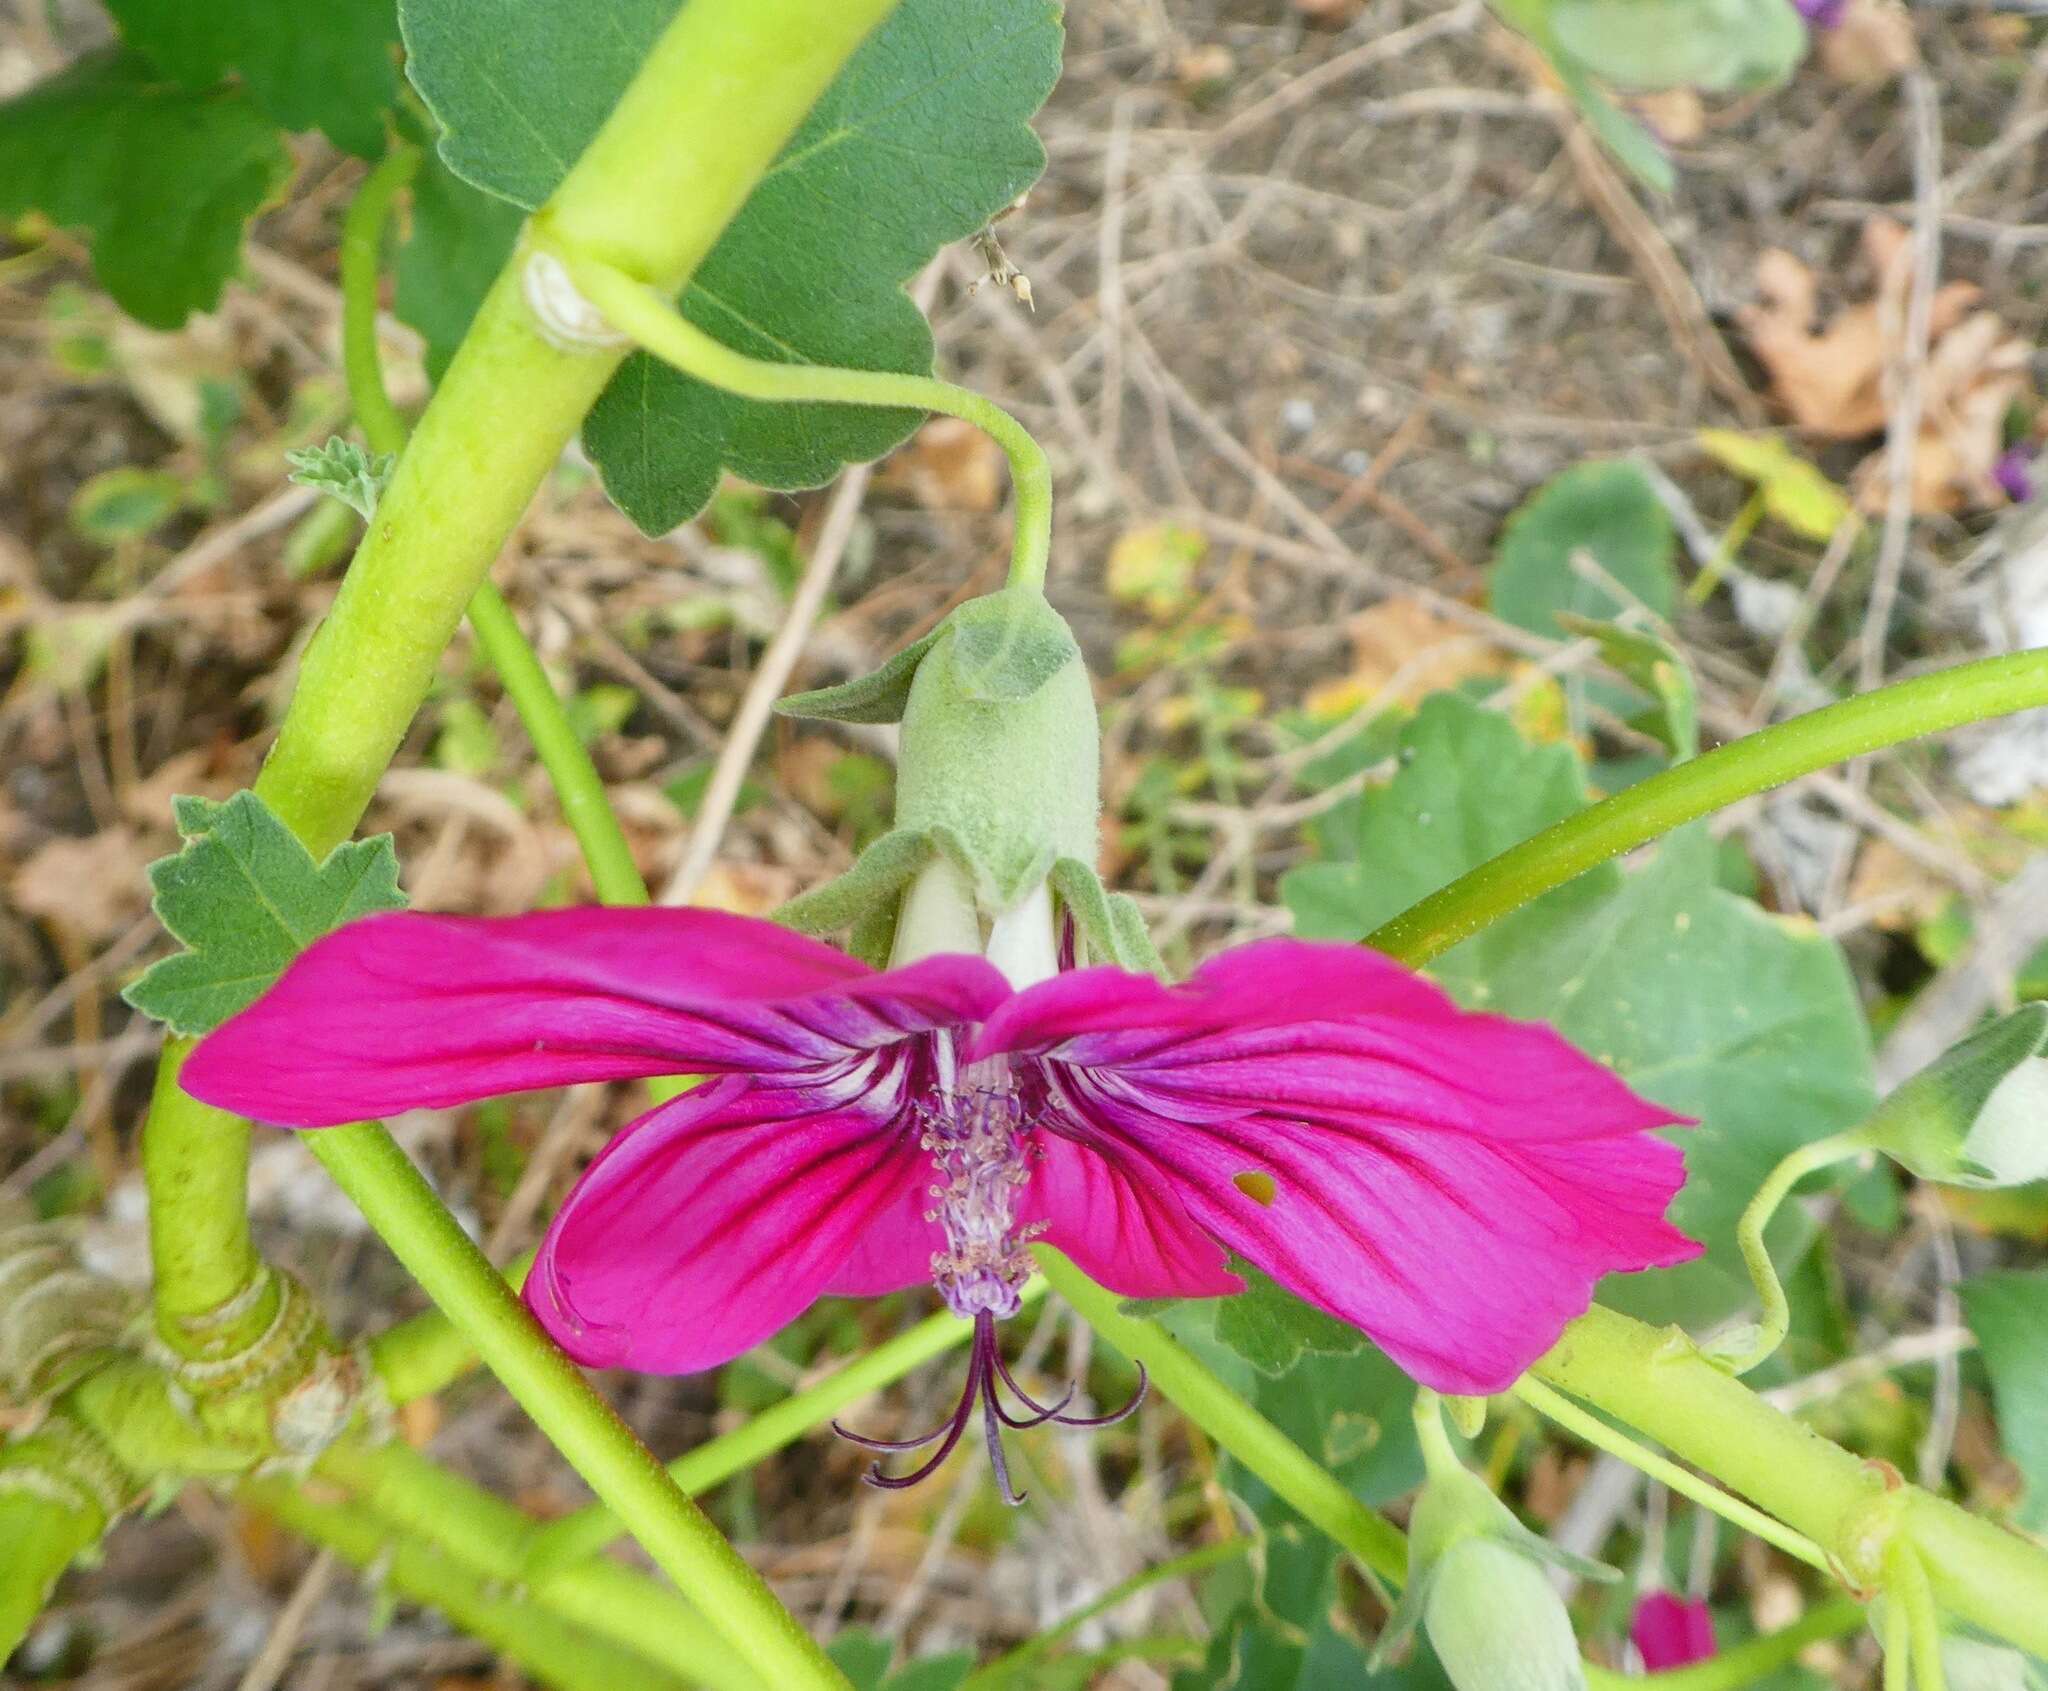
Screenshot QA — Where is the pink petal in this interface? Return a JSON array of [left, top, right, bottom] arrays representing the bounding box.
[[1632, 1594, 1716, 1670], [976, 938, 1678, 1144], [982, 939, 1698, 1393], [183, 907, 1009, 1126], [528, 1074, 934, 1373], [1020, 1128, 1241, 1301]]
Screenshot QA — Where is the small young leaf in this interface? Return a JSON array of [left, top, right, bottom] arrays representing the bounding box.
[[826, 1631, 897, 1691], [286, 438, 395, 521], [104, 0, 400, 157], [0, 52, 292, 329], [124, 791, 408, 1036], [1553, 611, 1699, 758], [69, 467, 185, 545]]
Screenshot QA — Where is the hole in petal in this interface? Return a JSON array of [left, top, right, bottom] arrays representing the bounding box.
[[1232, 1169, 1277, 1206]]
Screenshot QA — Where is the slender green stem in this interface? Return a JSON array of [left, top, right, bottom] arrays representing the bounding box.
[[960, 1536, 1256, 1689], [243, 1476, 692, 1691], [1713, 1132, 1870, 1376], [548, 248, 1054, 595], [1885, 1569, 1913, 1691], [1513, 1376, 1830, 1572], [465, 585, 650, 903], [303, 1120, 845, 1687], [1366, 650, 2048, 967], [1890, 1541, 1947, 1691], [1034, 1247, 1408, 1582], [1588, 1600, 1867, 1691], [338, 143, 421, 461], [317, 1441, 762, 1691], [526, 1280, 1046, 1574]]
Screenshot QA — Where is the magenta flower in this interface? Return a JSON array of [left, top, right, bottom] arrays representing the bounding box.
[[184, 906, 1695, 1496], [1793, 0, 1848, 27], [1632, 1593, 1716, 1670]]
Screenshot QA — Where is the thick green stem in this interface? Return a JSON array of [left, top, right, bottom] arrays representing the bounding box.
[[1034, 1247, 1408, 1582], [1513, 1376, 1829, 1572], [242, 1477, 692, 1691], [551, 250, 1054, 594], [1367, 650, 2048, 967], [0, 1492, 101, 1661], [341, 142, 650, 908], [317, 1441, 761, 1691], [303, 1120, 844, 1687], [141, 1045, 271, 1354], [1537, 1305, 2048, 1658], [1713, 1132, 1869, 1376], [526, 1280, 1047, 1574]]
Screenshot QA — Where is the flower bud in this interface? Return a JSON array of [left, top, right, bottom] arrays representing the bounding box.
[[778, 588, 1099, 920], [1860, 1005, 2048, 1189], [1631, 1592, 1715, 1670], [1427, 1539, 1588, 1691]]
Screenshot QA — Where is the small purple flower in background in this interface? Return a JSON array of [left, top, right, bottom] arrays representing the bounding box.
[[1793, 0, 1849, 27], [186, 905, 1697, 1500], [1632, 1592, 1716, 1671], [1995, 445, 2035, 504]]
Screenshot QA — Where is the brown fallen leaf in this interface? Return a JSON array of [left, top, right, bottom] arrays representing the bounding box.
[[11, 828, 154, 944], [1303, 596, 1511, 720], [1817, 0, 1920, 81], [1741, 218, 2033, 515]]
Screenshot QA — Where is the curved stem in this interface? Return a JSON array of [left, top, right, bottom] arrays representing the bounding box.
[[1513, 1377, 1830, 1573], [526, 1280, 1047, 1575], [1033, 1247, 1408, 1582], [547, 246, 1053, 595], [1366, 650, 2048, 967], [1712, 1132, 1870, 1377]]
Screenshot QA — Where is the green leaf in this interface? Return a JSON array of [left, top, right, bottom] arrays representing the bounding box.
[[104, 0, 400, 157], [883, 1657, 975, 1691], [1549, 0, 1807, 93], [1491, 460, 1677, 641], [1213, 1262, 1366, 1378], [826, 1632, 896, 1690], [0, 52, 292, 329], [400, 0, 1062, 532], [392, 151, 524, 384], [1959, 1270, 2048, 1534], [1281, 694, 1875, 1328], [1552, 57, 1676, 193], [124, 791, 408, 1036], [69, 467, 185, 544]]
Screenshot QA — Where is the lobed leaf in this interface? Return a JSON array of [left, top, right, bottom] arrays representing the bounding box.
[[125, 791, 408, 1037], [399, 0, 1063, 533], [0, 52, 291, 329]]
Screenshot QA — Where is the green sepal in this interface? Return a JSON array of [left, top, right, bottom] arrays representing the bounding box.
[[771, 827, 934, 936], [776, 628, 943, 725], [944, 588, 1082, 704], [1050, 856, 1164, 975]]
